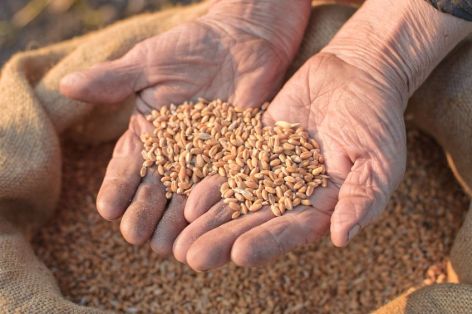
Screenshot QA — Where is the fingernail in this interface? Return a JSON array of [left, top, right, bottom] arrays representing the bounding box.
[[61, 72, 86, 87], [348, 224, 361, 242]]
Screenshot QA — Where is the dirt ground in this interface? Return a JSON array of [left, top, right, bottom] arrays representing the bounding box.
[[3, 1, 470, 313]]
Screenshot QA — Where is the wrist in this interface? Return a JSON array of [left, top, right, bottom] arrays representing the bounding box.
[[322, 0, 472, 108], [201, 0, 313, 63]]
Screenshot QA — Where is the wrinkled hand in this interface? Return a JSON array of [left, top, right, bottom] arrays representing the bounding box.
[[60, 0, 311, 255], [174, 53, 407, 270]]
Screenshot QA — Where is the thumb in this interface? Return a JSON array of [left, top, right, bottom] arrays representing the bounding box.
[[60, 45, 148, 104], [330, 158, 392, 247]]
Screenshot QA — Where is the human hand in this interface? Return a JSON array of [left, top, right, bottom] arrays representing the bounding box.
[[174, 52, 407, 270], [60, 0, 311, 254], [173, 0, 472, 271]]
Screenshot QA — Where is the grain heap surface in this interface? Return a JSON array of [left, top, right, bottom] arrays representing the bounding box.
[[32, 128, 469, 313], [140, 99, 326, 219]]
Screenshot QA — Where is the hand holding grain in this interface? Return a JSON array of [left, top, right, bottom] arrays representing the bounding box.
[[59, 0, 311, 255], [173, 0, 472, 271], [174, 53, 407, 270]]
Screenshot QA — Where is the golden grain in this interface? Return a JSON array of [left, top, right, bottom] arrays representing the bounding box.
[[249, 200, 263, 212], [140, 100, 327, 219], [278, 201, 286, 215], [284, 197, 293, 210], [264, 186, 276, 194], [271, 205, 282, 217], [301, 199, 312, 206], [312, 166, 325, 176], [140, 167, 147, 177], [231, 211, 241, 219]]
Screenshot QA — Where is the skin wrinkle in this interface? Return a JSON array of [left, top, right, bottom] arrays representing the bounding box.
[[291, 209, 327, 244], [218, 41, 239, 103], [207, 202, 232, 229], [60, 0, 316, 257], [234, 208, 330, 266], [247, 220, 287, 261], [134, 23, 227, 98], [325, 0, 472, 101], [327, 17, 412, 97], [331, 81, 404, 168], [171, 0, 472, 263], [330, 51, 406, 108], [97, 137, 143, 216], [121, 202, 162, 244], [135, 95, 154, 115], [185, 175, 224, 220], [204, 0, 311, 61], [201, 17, 291, 72], [260, 52, 403, 250], [309, 187, 341, 215], [352, 105, 395, 158], [151, 196, 187, 255], [334, 192, 374, 230], [266, 215, 296, 252], [194, 220, 249, 270], [128, 45, 150, 94], [174, 202, 232, 262], [347, 162, 388, 217], [69, 0, 472, 265], [304, 59, 325, 135], [129, 113, 153, 135]]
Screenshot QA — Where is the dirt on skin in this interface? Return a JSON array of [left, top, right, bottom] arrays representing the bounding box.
[[31, 126, 469, 313]]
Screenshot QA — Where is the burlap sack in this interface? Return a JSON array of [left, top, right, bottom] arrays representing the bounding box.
[[374, 208, 472, 314], [0, 3, 211, 312], [1, 1, 471, 312], [374, 22, 472, 314]]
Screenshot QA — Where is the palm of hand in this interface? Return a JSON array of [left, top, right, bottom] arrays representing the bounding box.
[[133, 19, 289, 111], [265, 53, 407, 241], [61, 12, 304, 255], [174, 53, 407, 270]]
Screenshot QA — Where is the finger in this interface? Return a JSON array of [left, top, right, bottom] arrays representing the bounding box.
[[96, 129, 142, 220], [231, 180, 339, 267], [185, 208, 274, 271], [231, 206, 331, 267], [120, 169, 167, 245], [184, 175, 226, 222], [330, 158, 391, 247], [150, 194, 188, 256], [173, 200, 232, 264], [60, 42, 150, 104]]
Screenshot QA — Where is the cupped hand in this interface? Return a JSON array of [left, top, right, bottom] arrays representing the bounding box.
[[175, 53, 407, 270], [60, 0, 311, 255]]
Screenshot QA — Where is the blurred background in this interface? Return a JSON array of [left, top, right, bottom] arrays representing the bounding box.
[[0, 0, 198, 65]]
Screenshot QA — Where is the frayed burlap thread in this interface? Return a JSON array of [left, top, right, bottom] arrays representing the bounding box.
[[375, 283, 472, 314]]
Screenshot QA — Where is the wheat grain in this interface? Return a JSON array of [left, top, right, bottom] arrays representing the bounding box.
[[140, 99, 327, 219]]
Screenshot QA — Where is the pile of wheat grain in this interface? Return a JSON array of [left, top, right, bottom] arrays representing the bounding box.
[[32, 128, 469, 313], [140, 99, 327, 219]]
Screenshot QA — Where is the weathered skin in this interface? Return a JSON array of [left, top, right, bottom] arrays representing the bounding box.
[[173, 0, 472, 271], [174, 52, 407, 270], [61, 0, 472, 271], [60, 0, 312, 254]]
